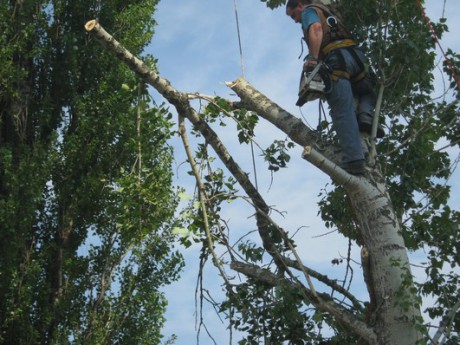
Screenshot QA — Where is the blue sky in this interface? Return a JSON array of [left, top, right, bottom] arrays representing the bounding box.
[[146, 1, 460, 344]]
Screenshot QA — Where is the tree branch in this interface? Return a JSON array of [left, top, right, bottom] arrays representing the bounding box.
[[85, 17, 366, 335], [84, 20, 287, 269], [302, 146, 364, 187], [230, 261, 378, 345], [227, 78, 363, 184], [432, 298, 460, 344], [225, 78, 317, 146], [178, 115, 232, 286], [280, 255, 364, 312]]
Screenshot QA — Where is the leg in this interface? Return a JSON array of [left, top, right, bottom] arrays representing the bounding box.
[[348, 48, 385, 138], [354, 74, 376, 116], [326, 76, 365, 165]]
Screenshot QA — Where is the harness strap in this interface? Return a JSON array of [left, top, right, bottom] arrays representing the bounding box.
[[331, 70, 350, 80], [307, 4, 353, 47], [351, 70, 367, 83], [331, 68, 367, 82], [327, 44, 368, 83], [322, 38, 356, 55]]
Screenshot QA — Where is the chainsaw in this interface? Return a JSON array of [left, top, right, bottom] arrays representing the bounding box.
[[296, 61, 328, 107]]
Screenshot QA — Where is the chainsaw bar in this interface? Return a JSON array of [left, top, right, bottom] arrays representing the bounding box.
[[296, 62, 326, 107]]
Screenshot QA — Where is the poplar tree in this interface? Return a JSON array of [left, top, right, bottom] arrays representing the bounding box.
[[0, 1, 182, 344]]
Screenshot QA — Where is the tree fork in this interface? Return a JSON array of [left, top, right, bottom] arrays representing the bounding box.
[[85, 20, 423, 345], [227, 78, 424, 345]]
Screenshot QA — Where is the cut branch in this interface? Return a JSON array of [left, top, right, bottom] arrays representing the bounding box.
[[225, 78, 316, 146], [227, 78, 360, 183], [84, 19, 287, 269]]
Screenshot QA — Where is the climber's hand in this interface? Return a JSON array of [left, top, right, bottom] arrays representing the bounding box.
[[303, 57, 318, 72]]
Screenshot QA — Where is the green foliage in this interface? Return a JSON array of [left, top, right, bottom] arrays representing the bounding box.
[[222, 282, 317, 344], [238, 241, 265, 263], [263, 139, 295, 171], [201, 97, 259, 144], [317, 184, 360, 241], [221, 280, 363, 344], [176, 145, 239, 249], [444, 49, 460, 94], [234, 109, 259, 144], [259, 0, 286, 10], [0, 1, 183, 344]]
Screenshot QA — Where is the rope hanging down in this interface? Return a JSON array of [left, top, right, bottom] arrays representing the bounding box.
[[231, 0, 258, 191], [416, 0, 460, 90], [232, 0, 245, 77]]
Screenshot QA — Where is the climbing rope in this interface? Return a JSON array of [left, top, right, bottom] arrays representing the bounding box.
[[232, 0, 245, 78], [315, 101, 328, 151], [317, 100, 324, 133], [232, 0, 259, 190], [416, 0, 460, 89]]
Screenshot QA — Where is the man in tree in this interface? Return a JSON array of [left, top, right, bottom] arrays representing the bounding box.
[[286, 0, 384, 175]]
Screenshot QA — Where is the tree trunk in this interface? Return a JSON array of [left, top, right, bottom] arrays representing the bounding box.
[[229, 78, 423, 345]]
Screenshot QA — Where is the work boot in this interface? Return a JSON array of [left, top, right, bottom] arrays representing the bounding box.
[[340, 159, 366, 175], [357, 112, 385, 138]]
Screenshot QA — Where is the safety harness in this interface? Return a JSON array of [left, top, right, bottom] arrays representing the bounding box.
[[305, 3, 367, 83]]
